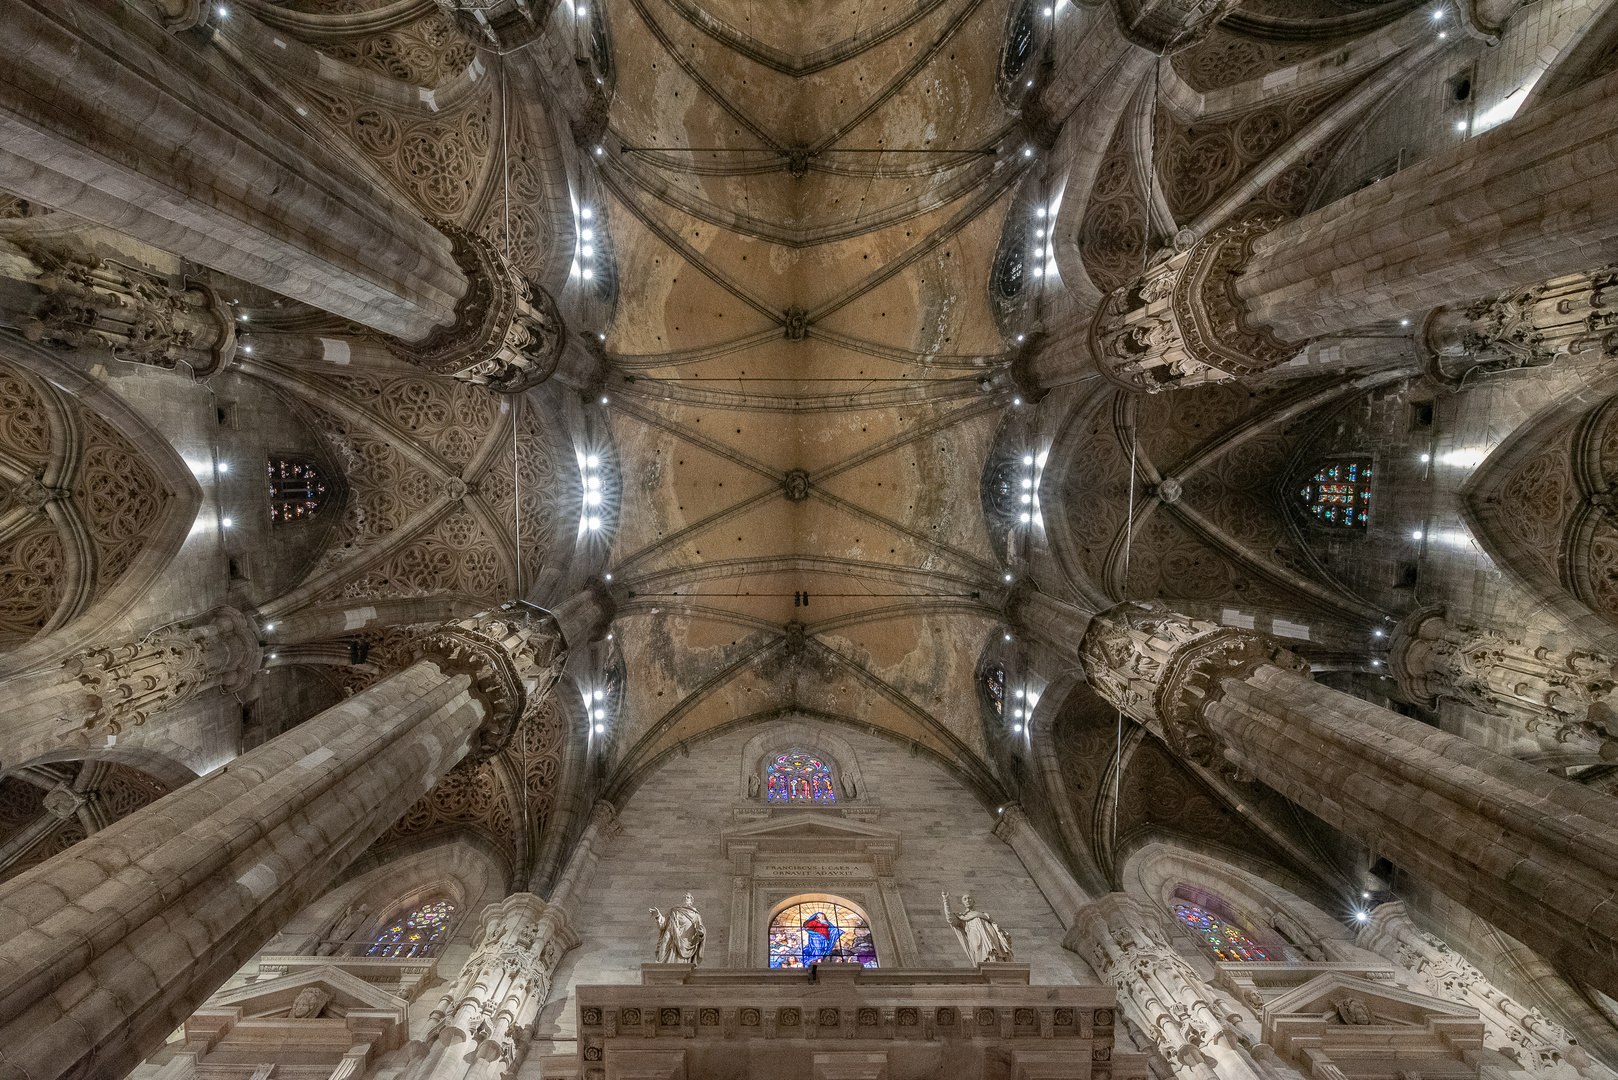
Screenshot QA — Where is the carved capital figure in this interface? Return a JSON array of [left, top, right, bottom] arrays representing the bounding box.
[[1423, 265, 1618, 385], [62, 607, 260, 734], [409, 602, 567, 758], [6, 236, 236, 374], [1078, 601, 1310, 768], [1090, 211, 1299, 393], [386, 223, 566, 394], [1389, 610, 1618, 758]]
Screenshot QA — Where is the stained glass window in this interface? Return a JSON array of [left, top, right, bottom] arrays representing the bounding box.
[[1173, 902, 1271, 961], [368, 899, 454, 958], [765, 751, 836, 803], [769, 900, 878, 968], [1301, 460, 1372, 528], [268, 458, 328, 525], [984, 663, 1006, 716]]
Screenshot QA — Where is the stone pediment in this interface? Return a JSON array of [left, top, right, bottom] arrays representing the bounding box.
[[723, 810, 902, 858], [1262, 972, 1486, 1076], [205, 964, 409, 1023]]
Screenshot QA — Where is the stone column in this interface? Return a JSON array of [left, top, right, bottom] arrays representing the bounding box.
[[0, 606, 260, 771], [1359, 902, 1615, 1080], [1077, 600, 1618, 1005], [1091, 64, 1618, 390], [1389, 610, 1618, 759], [1070, 893, 1265, 1080], [406, 893, 578, 1080], [0, 605, 565, 1080], [0, 4, 567, 390], [0, 0, 461, 338], [994, 804, 1093, 930], [1005, 580, 1095, 665]]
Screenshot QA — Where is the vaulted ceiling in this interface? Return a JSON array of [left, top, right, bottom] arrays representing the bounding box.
[[591, 0, 1034, 803]]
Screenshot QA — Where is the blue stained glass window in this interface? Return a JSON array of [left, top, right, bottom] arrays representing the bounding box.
[[769, 900, 878, 968], [765, 751, 836, 803], [268, 458, 328, 525], [1173, 902, 1270, 961], [1302, 460, 1373, 528], [368, 899, 454, 958]]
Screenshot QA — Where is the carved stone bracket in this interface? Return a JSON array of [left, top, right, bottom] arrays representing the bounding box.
[[410, 602, 567, 758], [1078, 601, 1310, 768], [1089, 211, 1300, 393], [386, 224, 566, 394], [1110, 0, 1242, 54]]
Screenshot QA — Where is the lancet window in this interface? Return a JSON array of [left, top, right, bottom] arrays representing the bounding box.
[[983, 662, 1007, 716], [769, 899, 878, 968], [1301, 459, 1373, 528], [267, 457, 328, 525], [367, 899, 454, 958], [1173, 902, 1271, 961], [765, 751, 837, 803]]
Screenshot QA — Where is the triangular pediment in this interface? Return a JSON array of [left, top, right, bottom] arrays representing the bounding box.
[[204, 964, 408, 1023], [723, 809, 902, 857], [1265, 973, 1479, 1025]]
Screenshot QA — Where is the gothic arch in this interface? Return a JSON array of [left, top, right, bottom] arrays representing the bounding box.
[[281, 839, 506, 957], [1120, 841, 1355, 961], [1462, 383, 1618, 649], [0, 340, 202, 675], [738, 721, 867, 803]]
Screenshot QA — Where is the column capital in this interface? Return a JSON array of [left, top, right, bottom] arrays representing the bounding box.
[[410, 603, 567, 758], [1078, 601, 1309, 768], [1089, 211, 1300, 394], [385, 223, 566, 394]]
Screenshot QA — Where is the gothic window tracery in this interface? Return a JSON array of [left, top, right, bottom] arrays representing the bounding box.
[[368, 899, 455, 957], [768, 899, 878, 968], [765, 751, 836, 803], [268, 458, 329, 525], [1301, 459, 1372, 528], [1173, 902, 1271, 961]]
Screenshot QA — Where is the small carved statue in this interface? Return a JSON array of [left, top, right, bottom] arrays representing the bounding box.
[[1265, 906, 1326, 962], [289, 986, 331, 1019], [317, 902, 370, 956], [650, 893, 705, 966], [747, 773, 761, 799], [942, 891, 1014, 965], [1332, 996, 1373, 1025]]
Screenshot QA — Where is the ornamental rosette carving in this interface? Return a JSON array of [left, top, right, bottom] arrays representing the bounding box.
[[386, 223, 566, 394], [1079, 601, 1310, 768], [1089, 210, 1299, 393], [410, 602, 566, 757]]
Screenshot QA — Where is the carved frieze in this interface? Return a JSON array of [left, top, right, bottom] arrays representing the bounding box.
[[1090, 211, 1299, 393]]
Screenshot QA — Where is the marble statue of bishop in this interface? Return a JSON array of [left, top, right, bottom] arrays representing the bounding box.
[[650, 893, 705, 966], [943, 891, 1014, 965]]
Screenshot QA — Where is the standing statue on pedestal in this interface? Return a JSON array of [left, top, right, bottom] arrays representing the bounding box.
[[943, 891, 1014, 964], [650, 893, 705, 966]]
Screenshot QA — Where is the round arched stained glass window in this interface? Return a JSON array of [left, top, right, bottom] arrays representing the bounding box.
[[769, 900, 878, 968], [368, 899, 455, 958], [765, 751, 836, 803], [1173, 902, 1270, 961]]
